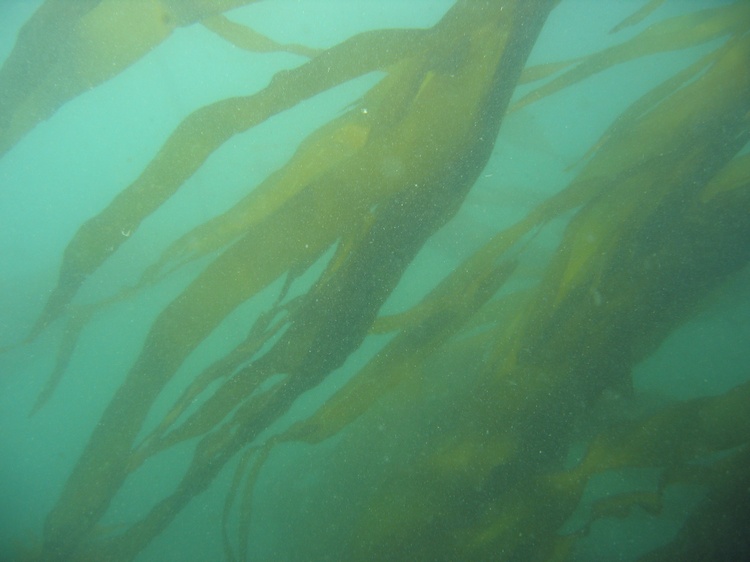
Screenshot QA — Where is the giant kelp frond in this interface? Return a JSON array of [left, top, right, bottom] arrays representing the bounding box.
[[276, 24, 750, 561], [22, 24, 433, 345], [0, 0, 270, 159], [25, 26, 448, 415], [373, 1, 750, 337], [32, 3, 555, 560], [219, 21, 750, 561], [562, 380, 750, 488], [510, 0, 750, 113], [8, 1, 750, 561]]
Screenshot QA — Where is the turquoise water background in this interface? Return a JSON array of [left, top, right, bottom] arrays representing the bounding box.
[[1, 1, 748, 560]]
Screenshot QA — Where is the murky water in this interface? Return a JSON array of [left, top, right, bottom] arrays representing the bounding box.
[[1, 1, 749, 560]]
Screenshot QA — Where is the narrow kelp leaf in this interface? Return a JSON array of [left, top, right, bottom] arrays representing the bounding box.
[[510, 1, 750, 113], [323, 24, 750, 559], [30, 306, 94, 415], [563, 43, 725, 172], [554, 380, 750, 497], [220, 446, 256, 562], [371, 212, 540, 334], [126, 299, 292, 472], [0, 0, 264, 158], [546, 33, 750, 308], [37, 4, 555, 560], [24, 26, 433, 344], [517, 58, 581, 85], [234, 445, 275, 562], [609, 0, 668, 34], [202, 14, 320, 57], [26, 32, 432, 418], [214, 258, 519, 558], [373, 22, 745, 339]]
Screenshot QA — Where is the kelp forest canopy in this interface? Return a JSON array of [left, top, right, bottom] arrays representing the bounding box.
[[0, 0, 749, 560]]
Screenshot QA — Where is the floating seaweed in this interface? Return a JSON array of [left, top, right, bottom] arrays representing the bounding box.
[[1, 1, 749, 561]]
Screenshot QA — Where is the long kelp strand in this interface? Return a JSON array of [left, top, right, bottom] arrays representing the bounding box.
[[36, 4, 554, 560], [202, 14, 320, 58], [326, 25, 750, 558], [510, 1, 750, 113], [128, 51, 433, 292], [0, 0, 264, 158], [24, 25, 433, 343], [610, 0, 668, 34], [553, 380, 750, 502]]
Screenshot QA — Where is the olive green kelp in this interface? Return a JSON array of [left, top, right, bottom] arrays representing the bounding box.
[[213, 13, 750, 561], [2, 1, 749, 561], [9, 1, 556, 561], [0, 0, 319, 159]]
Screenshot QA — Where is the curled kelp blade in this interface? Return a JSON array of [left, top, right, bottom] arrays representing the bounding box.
[[0, 0, 267, 159], [510, 1, 750, 113], [24, 26, 432, 344]]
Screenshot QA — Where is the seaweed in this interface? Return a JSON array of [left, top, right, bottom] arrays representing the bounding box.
[[2, 1, 749, 561]]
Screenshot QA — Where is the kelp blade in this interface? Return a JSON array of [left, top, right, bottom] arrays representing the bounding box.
[[0, 0, 265, 159], [35, 2, 555, 561]]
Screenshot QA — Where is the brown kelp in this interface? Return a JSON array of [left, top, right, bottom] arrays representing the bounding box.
[[2, 0, 749, 561], [8, 1, 556, 560], [220, 15, 750, 560], [0, 0, 286, 159]]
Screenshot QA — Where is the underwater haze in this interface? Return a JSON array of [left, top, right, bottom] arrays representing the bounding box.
[[1, 1, 750, 561]]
